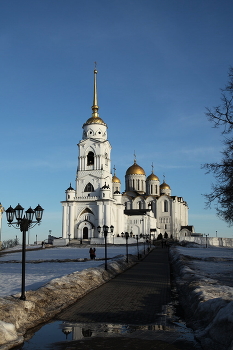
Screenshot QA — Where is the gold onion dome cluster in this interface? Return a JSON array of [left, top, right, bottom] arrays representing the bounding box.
[[112, 175, 121, 183], [126, 161, 146, 175]]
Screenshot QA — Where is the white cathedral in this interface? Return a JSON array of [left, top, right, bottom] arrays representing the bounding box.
[[61, 70, 193, 243]]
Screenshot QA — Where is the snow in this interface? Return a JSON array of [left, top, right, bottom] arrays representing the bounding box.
[[0, 245, 143, 297], [176, 246, 233, 288], [0, 320, 19, 344], [170, 244, 233, 350]]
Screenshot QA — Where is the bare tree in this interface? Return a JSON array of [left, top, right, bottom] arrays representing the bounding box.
[[203, 67, 233, 225]]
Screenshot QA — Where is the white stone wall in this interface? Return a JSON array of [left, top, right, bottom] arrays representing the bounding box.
[[179, 236, 233, 247]]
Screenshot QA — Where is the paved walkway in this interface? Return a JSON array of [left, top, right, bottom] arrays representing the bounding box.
[[58, 246, 171, 325], [53, 247, 201, 350]]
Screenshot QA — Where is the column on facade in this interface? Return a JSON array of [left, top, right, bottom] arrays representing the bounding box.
[[97, 202, 103, 237], [104, 202, 110, 227], [62, 204, 67, 238], [69, 204, 75, 238], [115, 205, 124, 237]]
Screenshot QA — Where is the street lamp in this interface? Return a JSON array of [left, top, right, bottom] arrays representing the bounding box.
[[112, 233, 115, 245], [205, 234, 209, 248], [5, 203, 44, 300], [136, 234, 140, 260], [143, 235, 146, 254], [125, 232, 129, 262], [97, 224, 114, 270]]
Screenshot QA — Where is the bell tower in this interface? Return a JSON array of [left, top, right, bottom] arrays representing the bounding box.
[[76, 69, 112, 199]]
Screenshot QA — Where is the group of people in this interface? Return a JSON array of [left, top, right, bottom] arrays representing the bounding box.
[[89, 247, 96, 259]]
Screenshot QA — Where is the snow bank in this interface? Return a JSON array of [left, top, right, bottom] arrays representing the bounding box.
[[0, 253, 139, 350], [170, 245, 233, 350]]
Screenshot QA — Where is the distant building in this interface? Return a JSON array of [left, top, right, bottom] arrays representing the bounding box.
[[61, 70, 193, 242]]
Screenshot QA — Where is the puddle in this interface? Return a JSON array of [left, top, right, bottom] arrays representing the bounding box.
[[12, 302, 202, 350]]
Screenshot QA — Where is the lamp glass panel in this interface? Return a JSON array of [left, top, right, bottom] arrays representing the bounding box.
[[14, 204, 24, 221], [6, 206, 15, 223], [26, 207, 35, 221], [34, 205, 44, 222]]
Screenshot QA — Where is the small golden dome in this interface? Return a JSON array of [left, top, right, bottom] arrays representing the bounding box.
[[83, 116, 107, 126], [112, 175, 121, 183], [126, 161, 145, 175], [147, 173, 159, 181], [160, 182, 170, 190]]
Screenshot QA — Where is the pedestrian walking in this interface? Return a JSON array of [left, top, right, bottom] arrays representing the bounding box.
[[89, 248, 93, 259], [89, 248, 96, 259]]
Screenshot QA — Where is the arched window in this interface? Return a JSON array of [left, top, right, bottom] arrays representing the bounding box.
[[164, 200, 168, 212], [137, 179, 140, 190], [87, 151, 94, 165], [84, 182, 94, 192], [83, 227, 88, 239], [138, 201, 142, 209]]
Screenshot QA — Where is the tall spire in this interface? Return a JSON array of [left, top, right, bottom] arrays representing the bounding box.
[[92, 66, 99, 118]]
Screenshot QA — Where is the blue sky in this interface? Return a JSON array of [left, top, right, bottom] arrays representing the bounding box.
[[1, 0, 233, 242]]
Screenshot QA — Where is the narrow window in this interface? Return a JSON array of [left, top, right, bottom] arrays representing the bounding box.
[[87, 151, 94, 165], [164, 200, 168, 212]]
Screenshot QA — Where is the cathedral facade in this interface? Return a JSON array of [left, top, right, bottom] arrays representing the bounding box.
[[61, 70, 191, 242]]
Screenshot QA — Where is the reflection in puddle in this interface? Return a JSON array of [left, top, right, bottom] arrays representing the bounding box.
[[13, 303, 202, 350]]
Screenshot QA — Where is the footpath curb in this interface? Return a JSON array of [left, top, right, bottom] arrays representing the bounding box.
[[0, 251, 149, 350]]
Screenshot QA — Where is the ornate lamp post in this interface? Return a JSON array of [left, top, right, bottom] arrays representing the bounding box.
[[97, 224, 114, 270], [205, 234, 209, 248], [5, 203, 44, 300], [143, 235, 146, 254], [136, 234, 140, 260], [125, 232, 129, 262]]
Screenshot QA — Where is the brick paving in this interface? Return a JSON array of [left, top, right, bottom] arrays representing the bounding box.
[[53, 246, 202, 349], [58, 247, 171, 325]]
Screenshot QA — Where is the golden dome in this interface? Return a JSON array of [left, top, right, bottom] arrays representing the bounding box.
[[83, 116, 106, 126], [126, 161, 145, 175], [112, 175, 121, 183], [147, 173, 159, 181], [160, 182, 170, 190]]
